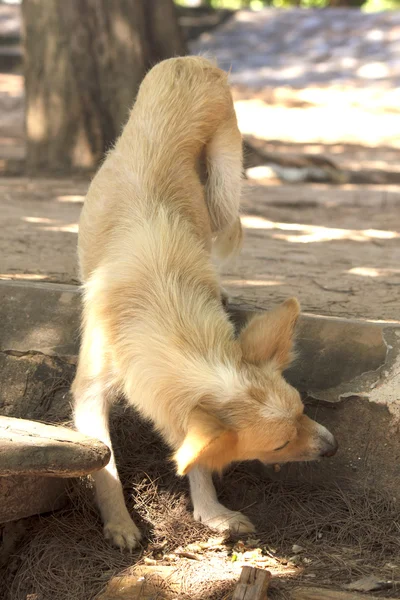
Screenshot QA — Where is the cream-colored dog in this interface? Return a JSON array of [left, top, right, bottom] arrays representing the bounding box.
[[72, 56, 337, 550]]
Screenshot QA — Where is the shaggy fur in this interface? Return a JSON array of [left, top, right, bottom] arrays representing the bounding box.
[[72, 56, 337, 550]]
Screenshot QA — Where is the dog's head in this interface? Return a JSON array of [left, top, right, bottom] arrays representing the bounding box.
[[175, 298, 338, 475]]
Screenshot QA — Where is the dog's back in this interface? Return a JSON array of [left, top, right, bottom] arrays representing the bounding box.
[[78, 56, 243, 282]]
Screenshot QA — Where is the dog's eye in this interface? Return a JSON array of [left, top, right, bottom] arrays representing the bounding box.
[[273, 441, 290, 451]]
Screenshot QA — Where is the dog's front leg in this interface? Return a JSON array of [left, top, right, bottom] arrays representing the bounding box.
[[73, 378, 142, 551], [188, 465, 255, 534]]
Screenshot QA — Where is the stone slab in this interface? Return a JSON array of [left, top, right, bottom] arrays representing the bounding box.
[[230, 303, 400, 419], [0, 416, 110, 477], [2, 280, 399, 406], [0, 280, 80, 358], [0, 474, 68, 523], [1, 281, 399, 499]]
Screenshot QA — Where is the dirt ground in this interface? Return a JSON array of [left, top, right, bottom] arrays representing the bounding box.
[[1, 175, 400, 321], [1, 74, 400, 322], [3, 407, 400, 600]]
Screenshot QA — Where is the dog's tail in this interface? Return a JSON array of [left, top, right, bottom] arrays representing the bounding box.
[[128, 56, 243, 235], [203, 110, 243, 234]]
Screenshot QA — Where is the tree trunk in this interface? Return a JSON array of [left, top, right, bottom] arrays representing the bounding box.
[[22, 0, 187, 174]]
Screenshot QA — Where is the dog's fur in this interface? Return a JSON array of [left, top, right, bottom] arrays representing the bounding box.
[[72, 56, 337, 550]]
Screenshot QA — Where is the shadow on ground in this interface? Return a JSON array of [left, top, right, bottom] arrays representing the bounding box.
[[3, 404, 399, 600]]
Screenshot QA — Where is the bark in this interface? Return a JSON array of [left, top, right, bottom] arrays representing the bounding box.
[[22, 0, 186, 174]]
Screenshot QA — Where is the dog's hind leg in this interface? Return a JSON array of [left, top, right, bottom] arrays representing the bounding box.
[[188, 465, 255, 534], [72, 317, 141, 551]]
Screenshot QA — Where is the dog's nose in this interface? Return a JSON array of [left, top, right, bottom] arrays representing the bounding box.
[[320, 437, 338, 458]]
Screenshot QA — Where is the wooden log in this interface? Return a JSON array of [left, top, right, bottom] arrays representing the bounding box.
[[0, 416, 110, 477], [290, 587, 399, 600], [232, 567, 271, 600]]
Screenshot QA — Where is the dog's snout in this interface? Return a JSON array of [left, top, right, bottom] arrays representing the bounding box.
[[313, 423, 338, 459], [320, 436, 338, 458]]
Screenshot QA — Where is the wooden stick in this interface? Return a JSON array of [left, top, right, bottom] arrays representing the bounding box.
[[232, 566, 271, 600]]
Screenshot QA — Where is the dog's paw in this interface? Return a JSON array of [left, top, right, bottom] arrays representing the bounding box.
[[104, 518, 142, 551], [195, 508, 255, 535]]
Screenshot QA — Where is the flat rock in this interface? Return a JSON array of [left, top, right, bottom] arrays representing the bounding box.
[[0, 475, 68, 523], [0, 415, 110, 477], [1, 282, 400, 500], [0, 280, 80, 358]]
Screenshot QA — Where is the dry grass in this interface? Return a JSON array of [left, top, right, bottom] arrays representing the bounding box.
[[3, 404, 400, 600]]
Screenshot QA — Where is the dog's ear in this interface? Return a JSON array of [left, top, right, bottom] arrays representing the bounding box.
[[239, 298, 300, 370], [174, 408, 237, 476]]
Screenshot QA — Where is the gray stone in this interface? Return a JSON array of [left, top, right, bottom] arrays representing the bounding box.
[[0, 280, 80, 358], [232, 304, 400, 418]]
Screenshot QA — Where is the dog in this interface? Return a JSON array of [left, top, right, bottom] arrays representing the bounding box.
[[72, 56, 338, 551]]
